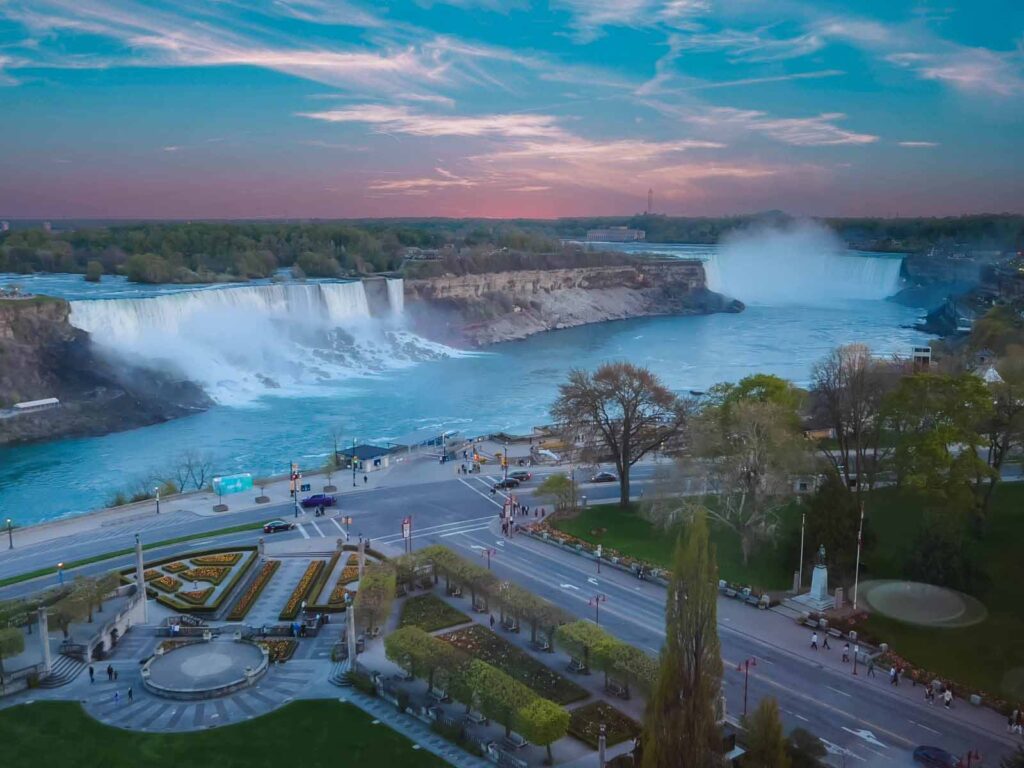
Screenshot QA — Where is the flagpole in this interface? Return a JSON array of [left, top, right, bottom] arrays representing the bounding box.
[[853, 502, 865, 610]]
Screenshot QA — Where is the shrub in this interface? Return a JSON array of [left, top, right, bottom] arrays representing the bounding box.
[[164, 562, 188, 573], [279, 560, 325, 620], [151, 576, 181, 593], [191, 553, 242, 566], [178, 587, 214, 605], [348, 669, 377, 696], [399, 594, 470, 633], [181, 566, 231, 585], [227, 560, 280, 621]]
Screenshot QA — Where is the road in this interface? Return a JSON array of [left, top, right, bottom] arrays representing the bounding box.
[[0, 463, 1017, 767]]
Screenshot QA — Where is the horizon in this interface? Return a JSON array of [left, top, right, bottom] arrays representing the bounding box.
[[1, 1, 1023, 219]]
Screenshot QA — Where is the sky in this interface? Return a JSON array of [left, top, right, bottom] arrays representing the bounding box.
[[0, 0, 1022, 219]]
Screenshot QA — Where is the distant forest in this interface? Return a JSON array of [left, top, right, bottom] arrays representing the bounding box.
[[1, 213, 1021, 284]]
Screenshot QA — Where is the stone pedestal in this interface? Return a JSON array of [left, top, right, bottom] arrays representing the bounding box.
[[37, 608, 51, 676], [784, 564, 836, 613]]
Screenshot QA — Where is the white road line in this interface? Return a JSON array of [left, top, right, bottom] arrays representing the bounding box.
[[375, 515, 497, 544], [296, 524, 310, 540], [795, 714, 810, 722], [910, 721, 941, 735], [457, 477, 505, 507], [827, 686, 852, 698], [439, 524, 493, 538], [329, 517, 345, 534], [309, 520, 324, 538]]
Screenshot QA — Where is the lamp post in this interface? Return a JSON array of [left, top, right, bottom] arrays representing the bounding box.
[[57, 562, 65, 585], [737, 657, 756, 717], [797, 511, 806, 590], [589, 593, 607, 626], [853, 503, 865, 610], [852, 643, 860, 676], [352, 437, 358, 487], [481, 547, 496, 570], [291, 462, 300, 519], [5, 517, 12, 549], [596, 544, 602, 574], [154, 486, 160, 515], [503, 440, 509, 482]]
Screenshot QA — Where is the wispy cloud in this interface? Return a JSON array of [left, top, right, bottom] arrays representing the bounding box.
[[898, 140, 939, 148], [298, 105, 568, 139], [162, 145, 181, 152], [680, 69, 845, 92], [555, 0, 709, 41], [687, 108, 878, 146], [887, 49, 1023, 96], [665, 28, 825, 63]]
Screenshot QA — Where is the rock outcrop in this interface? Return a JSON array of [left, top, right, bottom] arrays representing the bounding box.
[[405, 260, 742, 346], [0, 296, 210, 445]]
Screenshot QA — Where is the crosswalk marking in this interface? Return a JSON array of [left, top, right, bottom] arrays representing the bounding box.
[[309, 520, 324, 538], [439, 524, 493, 538], [296, 524, 310, 539]]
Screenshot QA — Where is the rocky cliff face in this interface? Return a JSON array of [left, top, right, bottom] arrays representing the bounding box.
[[0, 296, 210, 446], [405, 260, 741, 346]]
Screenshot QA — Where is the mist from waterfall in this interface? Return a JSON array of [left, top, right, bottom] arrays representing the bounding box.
[[704, 222, 903, 306], [69, 280, 458, 405]]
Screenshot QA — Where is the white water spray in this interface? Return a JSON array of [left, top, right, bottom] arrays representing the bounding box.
[[69, 280, 457, 405], [704, 222, 903, 305]]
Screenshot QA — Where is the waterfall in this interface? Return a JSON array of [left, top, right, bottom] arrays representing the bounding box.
[[69, 281, 454, 405], [704, 223, 903, 306], [386, 278, 405, 316]]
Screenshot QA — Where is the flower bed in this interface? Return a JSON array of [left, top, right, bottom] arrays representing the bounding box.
[[191, 552, 242, 566], [568, 701, 640, 749], [399, 594, 470, 633], [326, 555, 363, 605], [441, 625, 588, 705], [152, 575, 182, 593], [178, 587, 214, 605], [279, 560, 325, 620], [128, 546, 256, 614], [164, 562, 188, 574], [143, 569, 162, 582], [181, 566, 231, 585], [256, 638, 298, 662], [227, 560, 280, 621]]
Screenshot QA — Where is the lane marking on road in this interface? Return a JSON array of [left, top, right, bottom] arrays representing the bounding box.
[[328, 518, 347, 537], [440, 524, 493, 538], [841, 727, 887, 749], [795, 714, 810, 722], [374, 515, 497, 544], [559, 584, 580, 591], [296, 524, 310, 540], [457, 478, 505, 508], [587, 577, 599, 586], [910, 721, 941, 735], [827, 686, 852, 698], [820, 739, 865, 762], [309, 520, 324, 538]]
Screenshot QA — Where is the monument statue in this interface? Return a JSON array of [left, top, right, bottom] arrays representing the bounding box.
[[816, 544, 826, 566]]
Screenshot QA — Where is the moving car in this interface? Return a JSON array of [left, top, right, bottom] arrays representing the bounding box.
[[493, 478, 520, 490], [913, 747, 961, 768], [300, 493, 336, 509], [509, 470, 532, 482], [263, 519, 296, 534], [590, 471, 617, 483]]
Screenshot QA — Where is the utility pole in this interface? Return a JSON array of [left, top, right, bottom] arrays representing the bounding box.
[[589, 593, 606, 625], [352, 437, 358, 487], [154, 486, 160, 515], [853, 503, 865, 610], [5, 517, 12, 549], [738, 657, 756, 717], [291, 462, 300, 519], [797, 511, 806, 590], [503, 440, 509, 482]]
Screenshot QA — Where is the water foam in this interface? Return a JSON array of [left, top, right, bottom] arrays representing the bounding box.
[[704, 223, 903, 305], [69, 279, 459, 405]]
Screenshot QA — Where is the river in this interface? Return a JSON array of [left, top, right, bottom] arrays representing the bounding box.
[[0, 242, 929, 525]]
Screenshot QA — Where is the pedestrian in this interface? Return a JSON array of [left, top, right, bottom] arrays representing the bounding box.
[[113, 691, 120, 705], [943, 688, 953, 709], [822, 633, 831, 650], [534, 508, 538, 518], [842, 643, 850, 663], [106, 664, 113, 681], [88, 665, 94, 683], [192, 580, 198, 591], [540, 507, 545, 518], [489, 614, 495, 629], [114, 669, 119, 681], [926, 687, 935, 705], [364, 475, 368, 484], [128, 686, 133, 704], [889, 666, 898, 686], [866, 657, 876, 677], [810, 632, 818, 650], [1014, 708, 1022, 734]]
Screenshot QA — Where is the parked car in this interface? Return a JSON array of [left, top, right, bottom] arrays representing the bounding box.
[[263, 519, 295, 534], [300, 493, 336, 509], [493, 478, 520, 490], [509, 470, 532, 482], [913, 747, 961, 768], [590, 471, 617, 483]]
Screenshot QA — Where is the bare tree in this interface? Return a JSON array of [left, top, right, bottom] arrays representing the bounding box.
[[810, 344, 899, 499], [552, 363, 691, 507]]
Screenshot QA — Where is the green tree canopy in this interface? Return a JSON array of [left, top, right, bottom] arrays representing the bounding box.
[[744, 698, 790, 768]]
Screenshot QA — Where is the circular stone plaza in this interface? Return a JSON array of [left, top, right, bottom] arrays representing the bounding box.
[[142, 640, 268, 700]]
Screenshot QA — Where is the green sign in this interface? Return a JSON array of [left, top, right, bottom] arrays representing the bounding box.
[[213, 473, 253, 496]]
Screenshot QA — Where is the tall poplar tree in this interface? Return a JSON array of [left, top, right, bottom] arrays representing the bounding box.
[[641, 510, 723, 768]]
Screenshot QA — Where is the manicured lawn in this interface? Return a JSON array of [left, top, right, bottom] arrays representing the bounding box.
[[0, 700, 448, 768], [568, 701, 641, 748], [399, 593, 471, 633], [441, 624, 589, 704], [550, 502, 796, 590]]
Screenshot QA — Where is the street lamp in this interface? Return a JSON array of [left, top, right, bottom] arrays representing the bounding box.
[[57, 562, 65, 585], [737, 657, 756, 717], [589, 593, 607, 625], [352, 437, 358, 487], [480, 547, 497, 570], [5, 517, 12, 549], [503, 440, 509, 482], [154, 486, 160, 515], [797, 511, 806, 590], [852, 503, 865, 610]]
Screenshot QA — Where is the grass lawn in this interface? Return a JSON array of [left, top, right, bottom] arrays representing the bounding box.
[[441, 624, 589, 705], [550, 488, 1024, 701], [399, 593, 471, 633], [550, 502, 796, 591], [0, 700, 448, 768]]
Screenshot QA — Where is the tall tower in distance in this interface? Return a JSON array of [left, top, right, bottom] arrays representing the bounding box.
[[646, 188, 653, 214]]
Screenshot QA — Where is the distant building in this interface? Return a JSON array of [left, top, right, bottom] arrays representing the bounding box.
[[0, 221, 9, 232], [12, 397, 60, 413], [585, 227, 645, 243], [335, 444, 392, 473], [912, 345, 932, 370]]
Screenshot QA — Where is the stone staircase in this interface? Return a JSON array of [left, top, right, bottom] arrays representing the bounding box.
[[38, 654, 87, 688], [328, 660, 352, 687]]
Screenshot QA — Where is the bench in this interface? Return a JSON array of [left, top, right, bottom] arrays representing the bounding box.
[[429, 687, 450, 704], [464, 711, 489, 725], [501, 617, 520, 633], [531, 637, 551, 652], [503, 732, 529, 750], [567, 657, 589, 675], [605, 680, 629, 699], [447, 585, 463, 598], [472, 599, 488, 614]]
